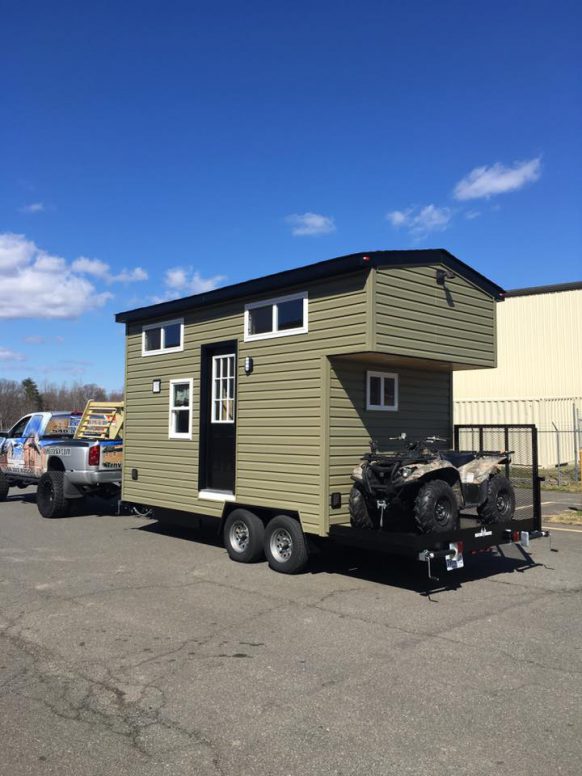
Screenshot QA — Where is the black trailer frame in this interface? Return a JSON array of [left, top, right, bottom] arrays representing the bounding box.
[[329, 424, 547, 573]]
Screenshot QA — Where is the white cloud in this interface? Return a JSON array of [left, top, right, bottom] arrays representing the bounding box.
[[72, 256, 148, 283], [453, 157, 541, 201], [22, 335, 65, 345], [464, 210, 481, 220], [386, 204, 453, 237], [0, 233, 112, 319], [285, 212, 336, 236], [19, 202, 46, 214], [150, 267, 227, 303], [0, 347, 25, 361]]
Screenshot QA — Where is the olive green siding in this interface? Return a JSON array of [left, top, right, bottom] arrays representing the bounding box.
[[122, 273, 367, 532], [374, 265, 496, 367], [326, 357, 452, 527]]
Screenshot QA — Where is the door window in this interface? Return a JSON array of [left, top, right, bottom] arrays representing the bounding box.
[[211, 355, 235, 423], [8, 416, 31, 438]]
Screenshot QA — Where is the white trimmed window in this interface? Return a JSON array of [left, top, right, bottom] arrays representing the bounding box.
[[366, 371, 398, 411], [212, 354, 235, 423], [168, 379, 193, 439], [142, 318, 184, 356], [244, 292, 308, 342]]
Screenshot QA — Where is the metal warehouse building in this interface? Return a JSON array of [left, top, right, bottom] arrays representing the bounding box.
[[453, 281, 582, 468]]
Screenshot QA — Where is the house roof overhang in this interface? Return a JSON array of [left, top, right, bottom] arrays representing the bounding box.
[[115, 248, 505, 324]]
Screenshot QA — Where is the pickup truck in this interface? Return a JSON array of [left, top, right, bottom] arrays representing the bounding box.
[[0, 404, 124, 518]]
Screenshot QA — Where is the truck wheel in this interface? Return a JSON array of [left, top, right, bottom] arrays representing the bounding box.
[[223, 509, 265, 563], [0, 472, 9, 501], [349, 484, 376, 529], [414, 480, 458, 534], [264, 515, 308, 574], [478, 475, 516, 525], [37, 472, 70, 518]]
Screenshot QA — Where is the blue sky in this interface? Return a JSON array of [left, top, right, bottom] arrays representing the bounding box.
[[1, 0, 580, 391]]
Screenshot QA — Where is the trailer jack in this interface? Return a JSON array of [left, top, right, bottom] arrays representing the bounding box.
[[418, 543, 463, 582]]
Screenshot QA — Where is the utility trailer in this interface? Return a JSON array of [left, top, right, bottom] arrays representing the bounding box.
[[115, 250, 550, 577]]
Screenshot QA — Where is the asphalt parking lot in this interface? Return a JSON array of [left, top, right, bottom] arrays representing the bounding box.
[[1, 491, 581, 776]]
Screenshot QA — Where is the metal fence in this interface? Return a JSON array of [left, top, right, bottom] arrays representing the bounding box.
[[454, 424, 542, 527]]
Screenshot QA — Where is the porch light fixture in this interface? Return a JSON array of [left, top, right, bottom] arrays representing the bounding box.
[[152, 378, 161, 393], [244, 357, 254, 375]]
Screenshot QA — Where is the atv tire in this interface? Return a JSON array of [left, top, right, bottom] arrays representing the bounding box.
[[478, 474, 516, 525], [37, 471, 70, 519], [349, 484, 376, 529], [414, 479, 458, 534], [0, 472, 9, 502]]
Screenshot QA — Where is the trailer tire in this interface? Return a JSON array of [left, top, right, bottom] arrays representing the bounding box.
[[264, 515, 308, 574], [37, 471, 70, 519], [414, 479, 458, 534], [0, 472, 9, 501], [224, 509, 265, 563], [478, 475, 516, 525], [349, 484, 376, 529]]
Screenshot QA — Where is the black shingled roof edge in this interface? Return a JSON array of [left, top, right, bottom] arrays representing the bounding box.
[[115, 248, 505, 324]]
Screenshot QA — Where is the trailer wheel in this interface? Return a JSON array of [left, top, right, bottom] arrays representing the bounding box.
[[37, 471, 70, 519], [349, 484, 375, 529], [0, 472, 9, 502], [478, 475, 516, 525], [224, 509, 265, 563], [414, 479, 458, 534], [264, 515, 308, 574]]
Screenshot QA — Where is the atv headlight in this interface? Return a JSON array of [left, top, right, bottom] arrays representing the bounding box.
[[401, 466, 415, 478]]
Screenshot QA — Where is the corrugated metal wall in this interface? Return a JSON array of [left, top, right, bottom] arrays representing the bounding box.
[[454, 396, 582, 467], [454, 288, 582, 399]]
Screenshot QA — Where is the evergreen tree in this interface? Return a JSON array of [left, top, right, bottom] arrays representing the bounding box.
[[21, 378, 44, 411]]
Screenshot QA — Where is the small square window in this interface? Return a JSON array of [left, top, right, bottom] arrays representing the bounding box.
[[248, 305, 273, 335], [366, 371, 398, 411], [164, 323, 181, 349], [277, 298, 304, 331], [144, 327, 161, 352]]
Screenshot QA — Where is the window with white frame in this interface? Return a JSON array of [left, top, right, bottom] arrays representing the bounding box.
[[142, 318, 184, 355], [169, 379, 193, 438], [366, 371, 398, 411], [244, 292, 308, 342], [212, 354, 236, 423]]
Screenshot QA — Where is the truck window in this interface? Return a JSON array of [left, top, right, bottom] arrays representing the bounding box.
[[8, 416, 31, 438], [25, 414, 44, 438]]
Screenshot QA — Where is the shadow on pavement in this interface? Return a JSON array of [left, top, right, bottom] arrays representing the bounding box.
[[135, 516, 543, 596]]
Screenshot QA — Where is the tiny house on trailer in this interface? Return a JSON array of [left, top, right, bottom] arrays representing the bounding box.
[[116, 249, 508, 573]]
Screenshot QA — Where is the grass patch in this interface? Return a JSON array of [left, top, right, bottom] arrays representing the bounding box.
[[546, 509, 582, 525]]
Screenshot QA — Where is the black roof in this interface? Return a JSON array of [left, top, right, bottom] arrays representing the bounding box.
[[115, 248, 505, 324], [505, 280, 582, 298]]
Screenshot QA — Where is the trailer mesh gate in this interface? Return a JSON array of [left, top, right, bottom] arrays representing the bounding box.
[[454, 424, 542, 529]]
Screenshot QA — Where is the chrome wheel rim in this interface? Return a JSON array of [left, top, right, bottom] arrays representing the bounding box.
[[270, 528, 293, 562], [496, 492, 510, 515], [229, 520, 249, 553], [434, 497, 452, 526]]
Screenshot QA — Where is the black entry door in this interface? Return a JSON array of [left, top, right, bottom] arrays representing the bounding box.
[[199, 341, 237, 493]]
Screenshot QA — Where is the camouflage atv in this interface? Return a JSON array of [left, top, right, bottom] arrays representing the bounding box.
[[349, 435, 516, 534]]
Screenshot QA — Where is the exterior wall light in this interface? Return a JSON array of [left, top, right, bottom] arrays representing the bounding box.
[[244, 357, 254, 375], [152, 378, 161, 393]]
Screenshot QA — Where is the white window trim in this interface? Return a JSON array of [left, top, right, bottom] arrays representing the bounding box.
[[366, 371, 399, 412], [244, 291, 308, 342], [168, 378, 193, 439], [142, 318, 184, 356], [211, 354, 236, 424]]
